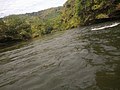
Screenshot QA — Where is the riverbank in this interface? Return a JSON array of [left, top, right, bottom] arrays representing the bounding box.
[[0, 30, 66, 53]]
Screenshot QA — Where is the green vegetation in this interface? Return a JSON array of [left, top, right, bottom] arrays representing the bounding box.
[[0, 0, 120, 43], [0, 7, 63, 42], [62, 0, 120, 26]]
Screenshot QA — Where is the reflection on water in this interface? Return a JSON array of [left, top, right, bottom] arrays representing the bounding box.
[[96, 65, 120, 90], [0, 21, 120, 90], [82, 22, 120, 90]]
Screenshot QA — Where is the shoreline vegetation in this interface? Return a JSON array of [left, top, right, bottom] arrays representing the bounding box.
[[0, 0, 120, 44]]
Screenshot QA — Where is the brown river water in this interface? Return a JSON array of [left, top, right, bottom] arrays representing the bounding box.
[[0, 21, 120, 90]]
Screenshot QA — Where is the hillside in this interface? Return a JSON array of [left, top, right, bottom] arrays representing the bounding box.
[[0, 0, 120, 43]]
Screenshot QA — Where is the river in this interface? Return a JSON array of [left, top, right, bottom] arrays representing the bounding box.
[[0, 21, 120, 90]]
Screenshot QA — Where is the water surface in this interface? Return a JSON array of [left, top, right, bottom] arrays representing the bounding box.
[[0, 21, 120, 90]]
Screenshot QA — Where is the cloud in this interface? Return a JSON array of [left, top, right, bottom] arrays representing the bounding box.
[[0, 0, 67, 17]]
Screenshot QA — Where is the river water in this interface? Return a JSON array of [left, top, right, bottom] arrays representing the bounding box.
[[0, 21, 120, 90]]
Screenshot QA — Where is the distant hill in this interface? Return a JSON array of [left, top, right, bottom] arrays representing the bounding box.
[[24, 7, 62, 19]]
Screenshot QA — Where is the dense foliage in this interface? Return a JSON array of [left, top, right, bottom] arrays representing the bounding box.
[[62, 0, 120, 27]]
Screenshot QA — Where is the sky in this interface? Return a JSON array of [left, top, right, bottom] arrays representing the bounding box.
[[0, 0, 67, 18]]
